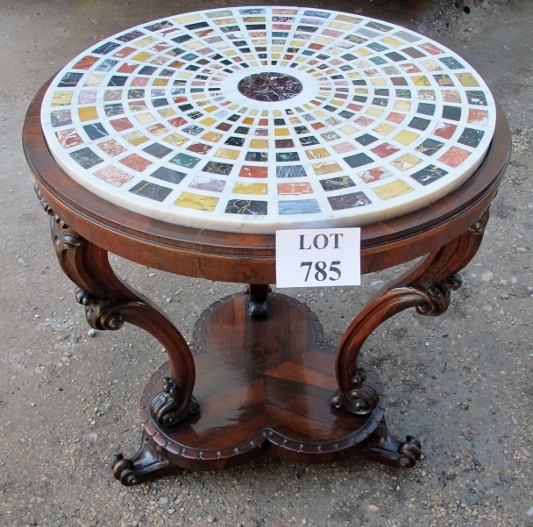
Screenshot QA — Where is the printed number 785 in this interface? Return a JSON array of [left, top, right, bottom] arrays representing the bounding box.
[[300, 261, 342, 282]]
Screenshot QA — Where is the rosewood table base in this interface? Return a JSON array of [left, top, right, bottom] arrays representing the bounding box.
[[44, 206, 488, 486]]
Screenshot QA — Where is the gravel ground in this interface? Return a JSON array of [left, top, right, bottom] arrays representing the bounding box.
[[1, 0, 532, 526]]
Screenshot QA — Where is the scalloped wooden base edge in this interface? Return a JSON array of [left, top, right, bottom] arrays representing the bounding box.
[[112, 293, 420, 485]]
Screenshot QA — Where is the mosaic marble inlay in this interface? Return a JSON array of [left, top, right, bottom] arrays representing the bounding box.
[[41, 7, 496, 234]]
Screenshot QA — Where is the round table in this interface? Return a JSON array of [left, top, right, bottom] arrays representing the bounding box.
[[24, 7, 511, 486]]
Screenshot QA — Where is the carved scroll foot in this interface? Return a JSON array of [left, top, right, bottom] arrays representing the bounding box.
[[112, 433, 173, 486], [150, 377, 200, 429], [362, 418, 422, 469], [331, 368, 380, 415]]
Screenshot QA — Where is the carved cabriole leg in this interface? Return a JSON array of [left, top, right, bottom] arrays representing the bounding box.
[[41, 196, 198, 484], [333, 212, 489, 467]]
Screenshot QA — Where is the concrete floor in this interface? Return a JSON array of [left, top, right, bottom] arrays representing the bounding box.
[[1, 1, 532, 526]]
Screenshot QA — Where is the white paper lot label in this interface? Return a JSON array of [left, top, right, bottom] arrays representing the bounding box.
[[275, 228, 361, 288]]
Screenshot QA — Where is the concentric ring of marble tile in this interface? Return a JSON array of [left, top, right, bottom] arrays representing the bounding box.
[[41, 7, 496, 234]]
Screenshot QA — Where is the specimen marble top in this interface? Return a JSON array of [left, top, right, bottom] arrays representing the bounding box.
[[41, 7, 496, 234]]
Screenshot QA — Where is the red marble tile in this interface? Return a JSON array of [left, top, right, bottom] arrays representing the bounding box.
[[386, 112, 406, 124], [55, 128, 84, 149], [371, 143, 400, 158], [94, 165, 134, 187], [433, 122, 457, 140], [119, 153, 153, 172], [72, 55, 99, 70], [438, 146, 471, 168], [239, 166, 268, 178], [110, 117, 134, 132]]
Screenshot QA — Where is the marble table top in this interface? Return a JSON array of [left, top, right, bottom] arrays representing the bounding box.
[[41, 7, 496, 234]]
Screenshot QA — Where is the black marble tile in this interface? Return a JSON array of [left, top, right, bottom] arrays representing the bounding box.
[[69, 147, 103, 169], [410, 164, 448, 185], [319, 176, 355, 191], [344, 153, 374, 168], [150, 166, 187, 184], [328, 191, 372, 210], [276, 165, 307, 178], [129, 181, 172, 201], [83, 123, 109, 140], [58, 72, 83, 87], [225, 199, 267, 215], [458, 127, 485, 148], [143, 143, 173, 159], [202, 161, 234, 175], [416, 138, 445, 156]]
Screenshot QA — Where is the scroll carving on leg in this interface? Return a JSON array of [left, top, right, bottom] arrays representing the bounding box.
[[334, 213, 488, 467], [37, 185, 198, 483]]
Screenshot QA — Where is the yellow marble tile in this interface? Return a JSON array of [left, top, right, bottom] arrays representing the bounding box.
[[163, 133, 188, 147], [224, 50, 237, 56], [306, 148, 330, 160], [51, 90, 74, 107], [123, 131, 149, 146], [202, 131, 223, 143], [455, 73, 480, 87], [135, 112, 155, 125], [411, 75, 431, 86], [153, 78, 169, 86], [132, 51, 153, 62], [192, 94, 206, 100], [312, 161, 342, 175], [296, 56, 305, 63], [380, 37, 403, 48], [354, 88, 369, 94], [175, 192, 218, 212], [243, 117, 254, 125], [289, 117, 301, 124], [391, 153, 422, 171], [233, 182, 268, 195], [339, 124, 358, 135], [347, 72, 362, 78], [373, 122, 395, 136], [204, 105, 218, 113], [158, 108, 175, 117], [394, 100, 411, 112], [393, 129, 419, 145], [174, 14, 203, 23], [371, 78, 387, 86], [185, 41, 203, 50], [84, 74, 105, 87], [200, 117, 216, 126], [373, 180, 414, 200], [334, 14, 362, 24], [177, 71, 192, 79], [134, 36, 157, 47], [366, 107, 384, 117], [250, 139, 268, 148], [215, 148, 240, 160], [329, 21, 351, 30], [330, 99, 344, 107], [355, 47, 372, 57], [213, 18, 236, 25], [78, 106, 98, 121], [316, 36, 333, 44], [274, 128, 290, 136]]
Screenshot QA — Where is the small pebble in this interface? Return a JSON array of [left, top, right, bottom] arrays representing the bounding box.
[[88, 328, 97, 337]]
